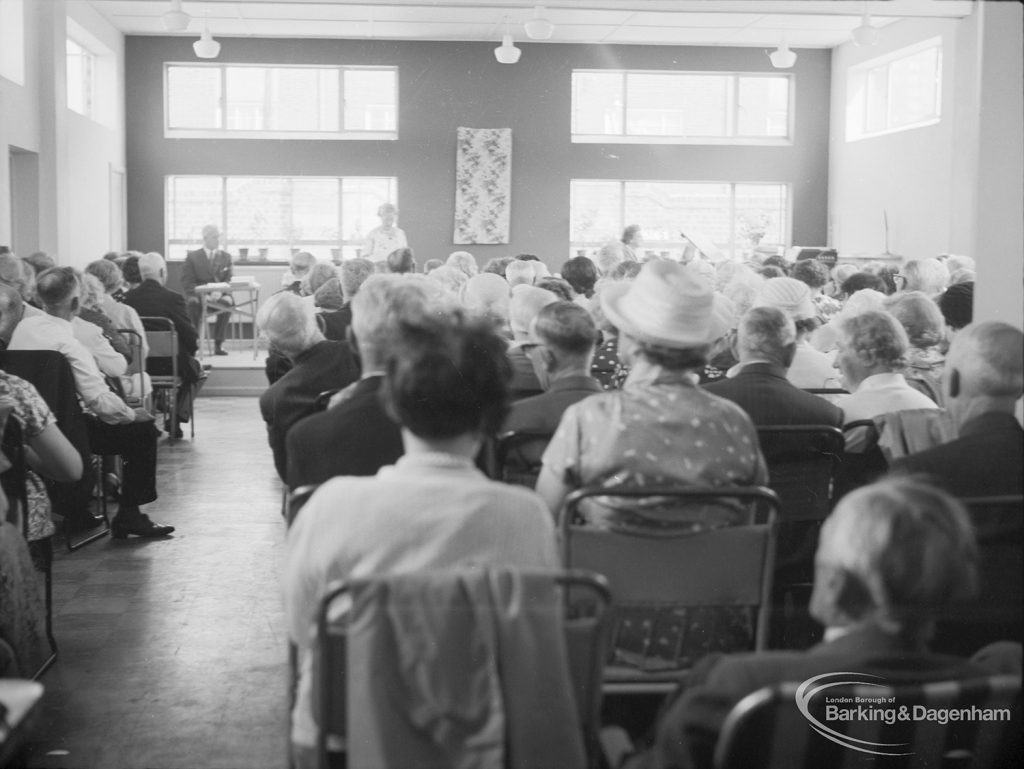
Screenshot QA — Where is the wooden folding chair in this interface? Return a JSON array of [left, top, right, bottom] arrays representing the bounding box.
[[141, 316, 193, 442], [314, 569, 611, 769], [561, 486, 779, 694], [715, 675, 1022, 769]]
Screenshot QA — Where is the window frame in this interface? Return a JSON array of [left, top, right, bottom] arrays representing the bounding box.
[[571, 68, 794, 146], [66, 36, 95, 118], [569, 178, 792, 260], [164, 174, 398, 263], [845, 37, 943, 142], [163, 63, 399, 140]]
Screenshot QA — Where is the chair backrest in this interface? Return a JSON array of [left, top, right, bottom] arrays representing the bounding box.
[[492, 429, 554, 487], [715, 675, 1022, 769], [315, 569, 610, 769], [286, 483, 320, 527], [561, 486, 778, 672], [140, 316, 179, 380], [756, 425, 844, 522], [932, 495, 1023, 656]]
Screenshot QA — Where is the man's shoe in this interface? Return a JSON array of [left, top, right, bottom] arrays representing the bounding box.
[[67, 513, 106, 533], [213, 347, 229, 356], [111, 514, 175, 539]]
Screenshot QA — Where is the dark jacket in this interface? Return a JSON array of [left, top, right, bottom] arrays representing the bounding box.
[[285, 376, 403, 491], [704, 362, 843, 428], [181, 248, 232, 298], [889, 411, 1024, 497], [503, 374, 603, 435], [123, 279, 199, 383], [259, 340, 359, 482]]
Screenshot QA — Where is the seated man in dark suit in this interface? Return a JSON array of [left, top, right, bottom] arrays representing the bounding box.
[[123, 252, 202, 438], [623, 477, 995, 769], [890, 320, 1023, 497], [182, 224, 233, 356], [257, 292, 359, 481], [504, 301, 602, 434], [285, 274, 455, 491], [705, 306, 843, 428]]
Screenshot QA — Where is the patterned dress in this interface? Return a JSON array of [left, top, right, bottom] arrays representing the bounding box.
[[0, 372, 59, 541]]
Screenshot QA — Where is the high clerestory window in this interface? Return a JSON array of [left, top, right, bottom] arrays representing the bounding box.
[[846, 38, 942, 141], [571, 69, 792, 144], [164, 64, 397, 140]]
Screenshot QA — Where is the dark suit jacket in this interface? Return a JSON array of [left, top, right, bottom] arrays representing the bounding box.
[[889, 411, 1024, 497], [259, 341, 359, 482], [285, 375, 403, 490], [633, 626, 988, 769], [503, 374, 603, 435], [181, 248, 233, 298], [507, 346, 543, 400], [123, 279, 200, 382], [704, 362, 843, 428]]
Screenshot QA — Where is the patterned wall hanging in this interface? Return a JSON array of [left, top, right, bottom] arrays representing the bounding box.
[[453, 127, 512, 244]]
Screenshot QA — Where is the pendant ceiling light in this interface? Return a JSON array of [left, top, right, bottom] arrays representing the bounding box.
[[162, 0, 191, 32], [524, 5, 554, 40], [193, 14, 221, 59], [768, 41, 797, 69], [494, 17, 521, 64], [851, 9, 880, 46]]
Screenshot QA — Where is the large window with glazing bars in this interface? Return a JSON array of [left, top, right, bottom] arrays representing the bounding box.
[[571, 69, 792, 144], [164, 63, 397, 140], [164, 175, 398, 263]]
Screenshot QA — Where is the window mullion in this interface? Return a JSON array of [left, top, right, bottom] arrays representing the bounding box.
[[620, 71, 627, 137]]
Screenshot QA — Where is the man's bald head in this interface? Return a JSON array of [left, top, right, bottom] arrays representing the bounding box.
[[947, 321, 1024, 401]]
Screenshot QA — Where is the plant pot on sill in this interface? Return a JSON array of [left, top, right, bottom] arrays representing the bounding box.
[[238, 247, 249, 259], [331, 247, 341, 263], [257, 247, 269, 261]]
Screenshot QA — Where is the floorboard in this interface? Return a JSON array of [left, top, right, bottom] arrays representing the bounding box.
[[25, 397, 288, 769]]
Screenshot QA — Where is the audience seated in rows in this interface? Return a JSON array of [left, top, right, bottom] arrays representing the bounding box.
[[622, 477, 1001, 769], [537, 261, 767, 528], [7, 270, 172, 538], [705, 306, 842, 428], [899, 257, 948, 297], [123, 252, 202, 437], [460, 273, 510, 335], [890, 321, 1023, 497], [503, 301, 601, 435], [285, 275, 452, 490], [283, 311, 559, 769], [790, 257, 842, 322], [257, 292, 359, 482], [833, 310, 939, 447]]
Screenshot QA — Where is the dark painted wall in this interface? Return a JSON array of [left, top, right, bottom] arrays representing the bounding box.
[[125, 36, 830, 287]]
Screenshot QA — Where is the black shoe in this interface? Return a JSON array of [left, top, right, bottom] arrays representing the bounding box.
[[111, 514, 175, 539], [214, 347, 229, 356], [67, 513, 106, 533]]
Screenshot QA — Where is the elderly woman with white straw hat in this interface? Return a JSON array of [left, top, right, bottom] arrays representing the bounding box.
[[536, 260, 767, 530]]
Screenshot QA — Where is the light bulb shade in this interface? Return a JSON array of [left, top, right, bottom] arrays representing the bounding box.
[[769, 45, 797, 69], [851, 19, 880, 47], [524, 6, 554, 40], [494, 35, 521, 64], [193, 28, 220, 59], [162, 1, 191, 32]]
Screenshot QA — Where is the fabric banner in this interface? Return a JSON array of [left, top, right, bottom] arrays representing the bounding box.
[[453, 127, 512, 244]]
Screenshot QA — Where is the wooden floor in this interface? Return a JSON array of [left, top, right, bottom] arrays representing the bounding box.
[[26, 397, 288, 769]]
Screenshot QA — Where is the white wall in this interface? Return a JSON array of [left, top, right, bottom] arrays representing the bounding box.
[[0, 0, 125, 265], [829, 4, 1024, 327]]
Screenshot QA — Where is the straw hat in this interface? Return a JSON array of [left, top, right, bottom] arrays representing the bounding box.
[[754, 277, 816, 321], [600, 261, 714, 348]]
